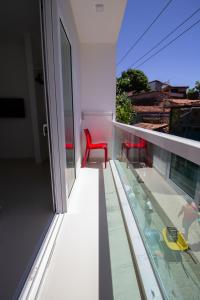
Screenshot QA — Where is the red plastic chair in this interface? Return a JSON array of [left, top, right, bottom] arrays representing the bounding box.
[[82, 129, 108, 168], [122, 138, 148, 165]]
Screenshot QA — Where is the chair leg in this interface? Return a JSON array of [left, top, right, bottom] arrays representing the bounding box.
[[138, 148, 141, 163], [87, 149, 90, 161], [146, 147, 151, 167], [126, 147, 130, 168], [126, 148, 129, 160], [121, 143, 124, 159], [104, 147, 107, 168], [82, 147, 88, 167]]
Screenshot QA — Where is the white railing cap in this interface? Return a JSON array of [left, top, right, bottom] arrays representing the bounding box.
[[113, 121, 200, 165]]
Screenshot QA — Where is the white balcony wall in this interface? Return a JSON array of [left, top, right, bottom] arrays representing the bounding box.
[[81, 43, 116, 159]]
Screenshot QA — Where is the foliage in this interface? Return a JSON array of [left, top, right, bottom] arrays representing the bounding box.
[[195, 80, 200, 93], [116, 93, 136, 124], [170, 108, 181, 128], [117, 69, 149, 94], [187, 88, 199, 100], [187, 80, 200, 99]]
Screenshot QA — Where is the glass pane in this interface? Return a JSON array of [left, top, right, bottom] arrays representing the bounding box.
[[113, 125, 200, 300], [169, 107, 200, 142], [0, 2, 54, 298], [60, 22, 75, 195], [170, 154, 198, 198]]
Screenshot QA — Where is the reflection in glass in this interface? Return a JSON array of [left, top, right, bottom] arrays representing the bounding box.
[[170, 154, 198, 198], [60, 22, 75, 195], [114, 126, 200, 300]]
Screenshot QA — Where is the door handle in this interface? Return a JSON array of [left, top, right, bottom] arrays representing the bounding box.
[[43, 123, 48, 136]]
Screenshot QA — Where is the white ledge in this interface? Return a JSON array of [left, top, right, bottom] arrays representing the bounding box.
[[113, 121, 200, 165]]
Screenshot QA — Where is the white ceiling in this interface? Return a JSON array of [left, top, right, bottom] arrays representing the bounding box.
[[70, 0, 127, 44]]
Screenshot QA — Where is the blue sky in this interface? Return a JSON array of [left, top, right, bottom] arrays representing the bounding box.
[[116, 0, 200, 87]]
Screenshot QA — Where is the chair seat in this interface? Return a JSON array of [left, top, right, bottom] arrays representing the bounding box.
[[89, 142, 107, 149]]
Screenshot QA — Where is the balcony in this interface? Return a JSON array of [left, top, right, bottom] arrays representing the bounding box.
[[25, 120, 200, 300]]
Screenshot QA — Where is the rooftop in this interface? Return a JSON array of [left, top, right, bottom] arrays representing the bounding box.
[[134, 122, 168, 130], [169, 99, 200, 106], [133, 105, 170, 113]]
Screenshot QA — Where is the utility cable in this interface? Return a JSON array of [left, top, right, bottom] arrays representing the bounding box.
[[130, 7, 200, 68], [134, 18, 200, 69], [117, 0, 174, 66]]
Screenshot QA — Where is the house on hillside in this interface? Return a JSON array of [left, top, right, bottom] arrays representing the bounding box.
[[149, 80, 188, 98], [128, 90, 166, 105], [128, 80, 189, 105], [149, 80, 164, 92], [133, 105, 170, 125], [133, 98, 200, 133]]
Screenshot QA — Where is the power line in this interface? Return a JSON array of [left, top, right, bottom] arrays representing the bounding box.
[[117, 0, 174, 66], [130, 7, 200, 68], [134, 18, 200, 69]]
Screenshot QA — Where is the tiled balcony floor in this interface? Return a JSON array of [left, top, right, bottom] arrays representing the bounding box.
[[37, 167, 99, 300], [36, 160, 141, 300]]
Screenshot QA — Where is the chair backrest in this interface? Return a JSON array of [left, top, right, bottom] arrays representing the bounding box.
[[84, 128, 92, 146]]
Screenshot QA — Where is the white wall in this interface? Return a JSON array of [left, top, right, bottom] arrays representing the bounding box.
[[81, 43, 116, 159], [0, 40, 34, 158], [81, 43, 115, 112]]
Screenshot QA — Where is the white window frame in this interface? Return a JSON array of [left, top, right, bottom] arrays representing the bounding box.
[[41, 0, 68, 212]]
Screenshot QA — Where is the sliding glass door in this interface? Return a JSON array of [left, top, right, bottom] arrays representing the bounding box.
[[0, 1, 55, 298], [60, 22, 76, 195]]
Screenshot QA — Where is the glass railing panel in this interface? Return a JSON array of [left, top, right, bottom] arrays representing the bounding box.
[[113, 123, 200, 300], [170, 154, 199, 199]]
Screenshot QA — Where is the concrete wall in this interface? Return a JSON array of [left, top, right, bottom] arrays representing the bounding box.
[[80, 43, 115, 112], [81, 43, 116, 159]]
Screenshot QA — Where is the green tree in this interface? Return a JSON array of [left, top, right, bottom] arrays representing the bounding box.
[[116, 93, 136, 124], [187, 80, 200, 99], [195, 80, 200, 94], [117, 69, 149, 94], [187, 88, 199, 100]]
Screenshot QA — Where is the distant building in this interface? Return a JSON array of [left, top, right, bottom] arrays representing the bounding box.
[[128, 81, 189, 106], [133, 105, 170, 124], [149, 80, 164, 92], [149, 80, 188, 99], [128, 90, 165, 105], [133, 99, 200, 133]]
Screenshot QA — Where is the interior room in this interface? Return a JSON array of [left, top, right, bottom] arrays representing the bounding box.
[[0, 1, 55, 299]]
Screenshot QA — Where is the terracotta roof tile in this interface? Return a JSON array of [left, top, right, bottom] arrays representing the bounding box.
[[134, 123, 168, 130], [169, 99, 200, 106], [133, 105, 170, 113]]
